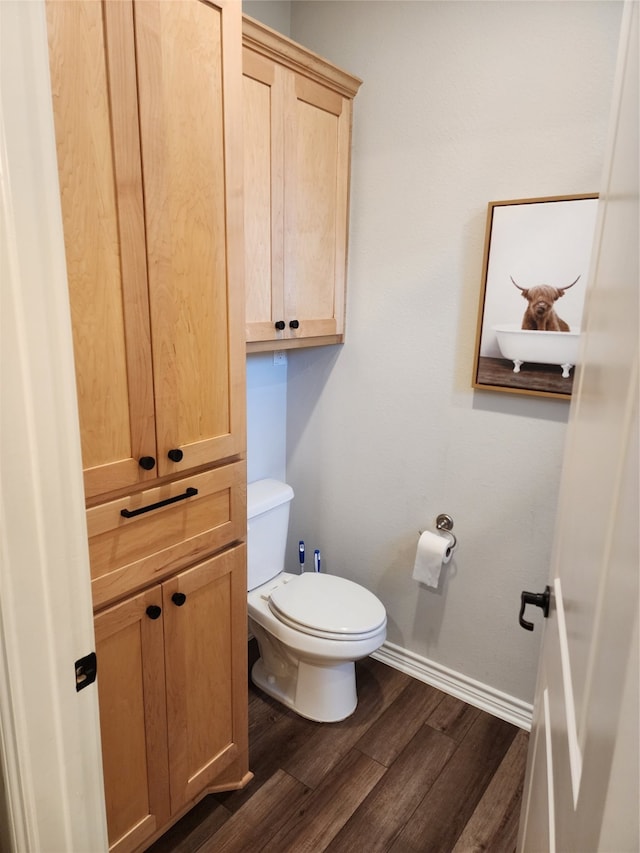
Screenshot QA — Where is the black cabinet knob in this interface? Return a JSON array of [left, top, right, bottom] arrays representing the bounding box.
[[139, 456, 156, 470], [167, 448, 183, 463], [289, 320, 300, 329], [274, 320, 286, 331], [146, 605, 162, 620], [172, 592, 187, 607]]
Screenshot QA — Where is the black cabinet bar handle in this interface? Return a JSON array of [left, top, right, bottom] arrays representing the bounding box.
[[120, 487, 198, 519]]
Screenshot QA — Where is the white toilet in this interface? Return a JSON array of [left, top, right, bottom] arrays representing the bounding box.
[[247, 479, 387, 722]]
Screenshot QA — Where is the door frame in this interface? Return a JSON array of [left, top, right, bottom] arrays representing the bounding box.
[[0, 2, 107, 850]]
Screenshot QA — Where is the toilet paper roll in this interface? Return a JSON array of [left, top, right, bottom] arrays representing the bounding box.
[[412, 530, 452, 588]]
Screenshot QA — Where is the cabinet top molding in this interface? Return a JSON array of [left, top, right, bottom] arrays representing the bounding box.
[[242, 15, 362, 99]]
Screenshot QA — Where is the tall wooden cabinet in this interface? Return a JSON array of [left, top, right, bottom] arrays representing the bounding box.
[[242, 17, 362, 351], [47, 0, 245, 501], [46, 2, 250, 851]]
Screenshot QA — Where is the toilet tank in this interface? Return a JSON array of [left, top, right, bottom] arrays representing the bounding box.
[[247, 479, 294, 591]]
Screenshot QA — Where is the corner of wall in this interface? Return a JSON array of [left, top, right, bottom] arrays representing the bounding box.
[[242, 1, 292, 37]]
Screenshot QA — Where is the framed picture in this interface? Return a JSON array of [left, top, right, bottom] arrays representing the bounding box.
[[472, 194, 599, 400]]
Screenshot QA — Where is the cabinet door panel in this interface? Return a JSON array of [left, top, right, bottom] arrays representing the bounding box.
[[94, 588, 170, 853], [284, 73, 351, 339], [243, 51, 285, 342], [46, 0, 156, 499], [134, 0, 245, 476], [163, 545, 248, 812]]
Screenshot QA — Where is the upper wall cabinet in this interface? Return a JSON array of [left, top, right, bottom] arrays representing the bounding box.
[[46, 0, 245, 500], [242, 17, 362, 352]]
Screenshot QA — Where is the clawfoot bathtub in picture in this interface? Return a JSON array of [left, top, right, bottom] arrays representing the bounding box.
[[493, 325, 581, 378]]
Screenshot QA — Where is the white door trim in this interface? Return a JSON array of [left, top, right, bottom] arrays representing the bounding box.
[[553, 577, 582, 805], [0, 2, 107, 850]]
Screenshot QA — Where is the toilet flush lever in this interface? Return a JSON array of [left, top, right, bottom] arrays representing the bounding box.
[[519, 585, 551, 631]]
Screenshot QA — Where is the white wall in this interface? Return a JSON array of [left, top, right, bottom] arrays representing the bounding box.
[[243, 0, 291, 35], [246, 354, 288, 482], [244, 1, 622, 704]]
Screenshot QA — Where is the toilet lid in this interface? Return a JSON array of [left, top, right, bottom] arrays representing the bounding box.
[[268, 573, 386, 639]]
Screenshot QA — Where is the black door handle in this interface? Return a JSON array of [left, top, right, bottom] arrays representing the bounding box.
[[172, 592, 187, 607], [519, 585, 551, 631], [146, 605, 162, 620]]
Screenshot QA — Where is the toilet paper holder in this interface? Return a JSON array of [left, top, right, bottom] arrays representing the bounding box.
[[419, 514, 457, 551]]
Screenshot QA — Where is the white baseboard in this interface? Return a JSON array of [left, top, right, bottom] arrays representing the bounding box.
[[371, 641, 533, 731]]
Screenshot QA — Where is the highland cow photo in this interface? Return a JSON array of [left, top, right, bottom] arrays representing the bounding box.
[[473, 194, 599, 399]]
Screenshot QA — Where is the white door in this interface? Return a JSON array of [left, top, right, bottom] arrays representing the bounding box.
[[518, 3, 639, 851]]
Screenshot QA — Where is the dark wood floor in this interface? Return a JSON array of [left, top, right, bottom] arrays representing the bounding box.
[[149, 651, 528, 853]]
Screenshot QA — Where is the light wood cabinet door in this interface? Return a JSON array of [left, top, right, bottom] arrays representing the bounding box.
[[243, 51, 285, 343], [95, 545, 248, 851], [243, 18, 361, 351], [94, 587, 170, 853], [46, 0, 156, 499], [162, 545, 249, 813], [135, 0, 245, 478], [283, 73, 353, 342], [47, 0, 245, 496]]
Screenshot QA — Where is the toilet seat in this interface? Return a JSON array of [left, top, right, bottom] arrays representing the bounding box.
[[268, 572, 386, 641]]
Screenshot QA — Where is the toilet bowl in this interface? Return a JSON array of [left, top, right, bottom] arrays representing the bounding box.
[[247, 479, 387, 722]]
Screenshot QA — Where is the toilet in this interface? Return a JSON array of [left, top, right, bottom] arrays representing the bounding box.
[[247, 479, 387, 722]]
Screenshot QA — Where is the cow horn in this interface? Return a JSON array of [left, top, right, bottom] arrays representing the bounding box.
[[510, 276, 526, 291], [559, 275, 581, 292]]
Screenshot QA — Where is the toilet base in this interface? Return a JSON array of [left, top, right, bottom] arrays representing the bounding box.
[[251, 656, 358, 723]]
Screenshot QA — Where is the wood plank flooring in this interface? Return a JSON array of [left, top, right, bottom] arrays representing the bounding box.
[[148, 649, 528, 853]]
